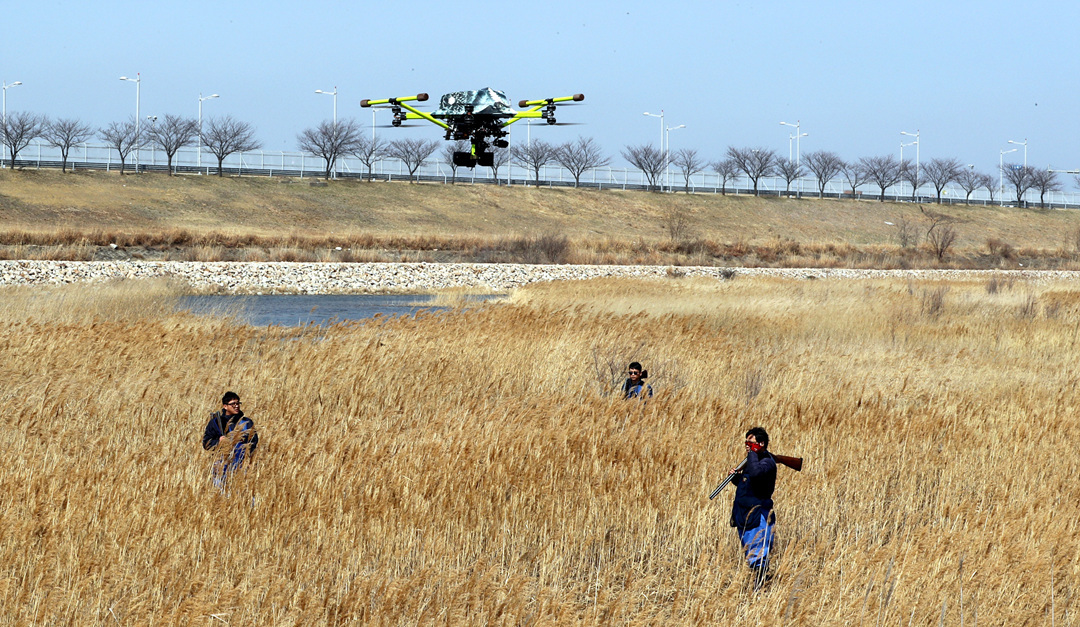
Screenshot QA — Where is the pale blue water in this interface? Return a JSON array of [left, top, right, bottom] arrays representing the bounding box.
[[179, 294, 473, 327]]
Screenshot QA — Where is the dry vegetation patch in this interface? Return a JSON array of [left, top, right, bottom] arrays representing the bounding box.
[[1, 274, 1079, 623], [5, 169, 1080, 268]]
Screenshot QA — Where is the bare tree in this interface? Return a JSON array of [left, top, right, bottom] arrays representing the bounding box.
[[727, 146, 777, 196], [487, 147, 509, 182], [441, 139, 470, 184], [554, 137, 609, 187], [774, 157, 805, 195], [352, 134, 389, 181], [921, 157, 963, 204], [841, 160, 867, 197], [622, 144, 666, 191], [3, 111, 46, 167], [387, 138, 439, 181], [201, 115, 261, 177], [860, 155, 903, 201], [1030, 169, 1061, 208], [671, 147, 704, 193], [1002, 163, 1035, 205], [921, 206, 959, 260], [41, 117, 93, 173], [899, 160, 921, 201], [802, 150, 843, 198], [297, 118, 363, 180], [982, 174, 998, 204], [143, 114, 198, 175], [710, 158, 739, 195], [955, 166, 981, 204], [511, 139, 556, 187], [99, 119, 140, 175]]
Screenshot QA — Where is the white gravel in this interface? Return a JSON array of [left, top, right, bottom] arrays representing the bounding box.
[[0, 260, 1077, 294]]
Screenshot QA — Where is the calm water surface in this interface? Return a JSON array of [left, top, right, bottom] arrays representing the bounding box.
[[180, 294, 475, 327]]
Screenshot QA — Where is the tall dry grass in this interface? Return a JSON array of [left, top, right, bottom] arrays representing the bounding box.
[[1, 275, 1078, 624]]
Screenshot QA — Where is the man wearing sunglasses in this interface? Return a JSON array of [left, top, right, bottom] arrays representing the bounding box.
[[621, 362, 653, 399], [202, 391, 259, 485], [730, 426, 776, 585]]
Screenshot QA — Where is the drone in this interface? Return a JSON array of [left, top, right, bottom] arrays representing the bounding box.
[[361, 87, 584, 168]]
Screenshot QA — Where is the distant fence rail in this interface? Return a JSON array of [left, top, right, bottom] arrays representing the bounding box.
[[7, 141, 1079, 209]]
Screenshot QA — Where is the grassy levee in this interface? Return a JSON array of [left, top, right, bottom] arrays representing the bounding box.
[[4, 168, 1080, 267], [2, 275, 1078, 624]]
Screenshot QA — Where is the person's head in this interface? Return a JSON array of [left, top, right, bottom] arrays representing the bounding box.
[[222, 391, 242, 416], [745, 426, 769, 448], [628, 362, 646, 381]]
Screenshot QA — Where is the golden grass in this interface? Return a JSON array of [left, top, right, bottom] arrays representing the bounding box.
[[2, 275, 1079, 624]]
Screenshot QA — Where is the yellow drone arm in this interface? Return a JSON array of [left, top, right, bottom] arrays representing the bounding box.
[[360, 93, 449, 130], [503, 93, 584, 127]]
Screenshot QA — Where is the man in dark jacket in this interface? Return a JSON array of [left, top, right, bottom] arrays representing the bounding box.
[[730, 426, 777, 581], [203, 391, 259, 486], [621, 362, 653, 399]]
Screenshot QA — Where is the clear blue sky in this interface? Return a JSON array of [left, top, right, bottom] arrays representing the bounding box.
[[7, 0, 1079, 181]]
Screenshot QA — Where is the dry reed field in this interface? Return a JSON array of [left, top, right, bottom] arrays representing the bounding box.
[[2, 274, 1079, 624]]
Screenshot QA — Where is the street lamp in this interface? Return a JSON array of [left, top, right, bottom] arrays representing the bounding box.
[[316, 86, 338, 126], [1008, 138, 1027, 168], [781, 120, 808, 195], [901, 130, 919, 197], [2, 81, 22, 168], [1000, 148, 1018, 199], [643, 110, 664, 191], [119, 74, 141, 172], [198, 93, 219, 169], [665, 124, 685, 192], [146, 116, 158, 166], [316, 87, 339, 178], [900, 140, 916, 197]]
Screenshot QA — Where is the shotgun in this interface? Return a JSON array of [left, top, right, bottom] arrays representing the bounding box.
[[708, 452, 803, 500]]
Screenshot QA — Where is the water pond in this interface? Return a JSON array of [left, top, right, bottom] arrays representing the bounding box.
[[179, 294, 497, 327]]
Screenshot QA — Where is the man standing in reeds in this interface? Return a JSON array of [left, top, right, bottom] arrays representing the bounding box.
[[621, 362, 653, 399], [202, 391, 259, 487], [730, 427, 776, 585]]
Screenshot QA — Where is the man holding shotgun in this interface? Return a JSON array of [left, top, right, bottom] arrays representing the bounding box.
[[709, 426, 801, 582]]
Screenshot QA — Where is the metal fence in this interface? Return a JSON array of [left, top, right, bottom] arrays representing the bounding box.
[[8, 140, 1080, 209]]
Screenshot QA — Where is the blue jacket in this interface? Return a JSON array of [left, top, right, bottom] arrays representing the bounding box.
[[622, 378, 653, 399], [202, 410, 259, 459], [730, 449, 776, 532]]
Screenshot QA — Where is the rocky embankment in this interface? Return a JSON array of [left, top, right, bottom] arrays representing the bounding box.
[[0, 260, 1076, 294]]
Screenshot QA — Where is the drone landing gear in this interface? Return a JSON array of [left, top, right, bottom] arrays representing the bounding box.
[[453, 151, 495, 168]]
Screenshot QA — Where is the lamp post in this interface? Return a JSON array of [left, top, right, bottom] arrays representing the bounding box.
[[665, 124, 685, 192], [198, 93, 218, 169], [316, 86, 338, 126], [643, 110, 664, 191], [901, 130, 919, 198], [1000, 148, 1018, 199], [900, 140, 916, 197], [2, 81, 22, 168], [316, 87, 339, 178], [119, 74, 141, 172], [781, 121, 807, 196], [1008, 138, 1027, 168], [146, 116, 158, 166]]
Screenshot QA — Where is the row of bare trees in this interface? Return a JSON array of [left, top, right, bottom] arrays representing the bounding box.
[[621, 143, 1069, 206], [4, 110, 1073, 203], [296, 118, 615, 186], [2, 112, 260, 176]]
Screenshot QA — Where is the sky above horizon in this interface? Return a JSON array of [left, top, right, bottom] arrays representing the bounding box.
[[7, 0, 1079, 183]]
